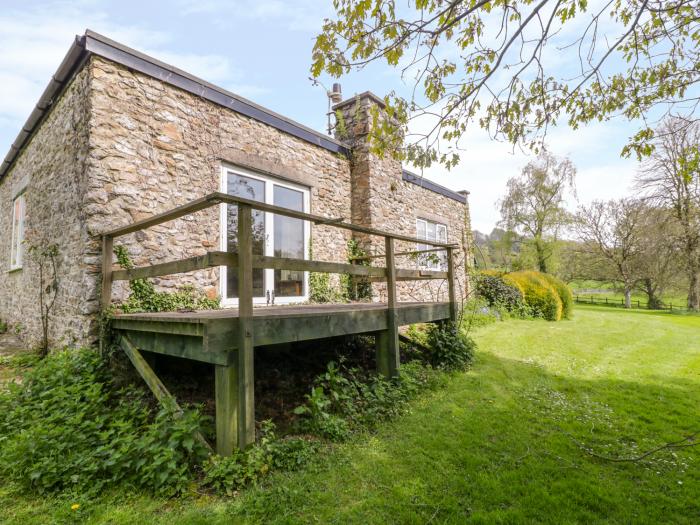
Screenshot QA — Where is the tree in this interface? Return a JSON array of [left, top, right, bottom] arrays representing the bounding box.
[[498, 150, 575, 273], [636, 117, 700, 310], [633, 206, 680, 308], [575, 198, 645, 308], [313, 1, 700, 168]]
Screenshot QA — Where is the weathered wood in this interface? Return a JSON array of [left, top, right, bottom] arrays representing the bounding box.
[[113, 252, 386, 282], [104, 191, 454, 248], [215, 363, 238, 456], [119, 334, 213, 453], [101, 235, 113, 309], [118, 329, 226, 365], [396, 268, 449, 280], [446, 247, 457, 322], [349, 247, 453, 261], [255, 254, 386, 277], [105, 194, 223, 238], [236, 204, 255, 448], [112, 252, 230, 281], [377, 237, 400, 378]]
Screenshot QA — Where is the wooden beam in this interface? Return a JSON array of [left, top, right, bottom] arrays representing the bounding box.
[[377, 237, 400, 378], [446, 247, 457, 323], [215, 363, 238, 456], [105, 194, 223, 238], [255, 254, 386, 277], [236, 204, 255, 448], [119, 334, 213, 453], [349, 247, 454, 261], [112, 252, 232, 281], [104, 191, 455, 248], [101, 235, 113, 309]]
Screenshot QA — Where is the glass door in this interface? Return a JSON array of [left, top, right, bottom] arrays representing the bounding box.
[[220, 166, 310, 305]]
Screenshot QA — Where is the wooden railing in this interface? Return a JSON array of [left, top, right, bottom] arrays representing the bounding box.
[[101, 191, 458, 320]]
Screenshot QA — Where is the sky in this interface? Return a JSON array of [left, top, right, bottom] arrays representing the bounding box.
[[0, 0, 641, 233]]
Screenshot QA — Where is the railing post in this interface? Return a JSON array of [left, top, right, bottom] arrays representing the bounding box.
[[101, 234, 113, 310], [376, 236, 399, 378], [236, 203, 255, 448], [446, 247, 457, 323], [216, 203, 256, 455]]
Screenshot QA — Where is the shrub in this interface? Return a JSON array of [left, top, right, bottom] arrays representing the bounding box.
[[0, 318, 7, 334], [505, 271, 563, 321], [540, 273, 574, 319], [475, 272, 525, 312], [293, 360, 441, 440], [114, 245, 220, 313], [202, 421, 318, 495], [423, 321, 476, 371], [0, 349, 210, 496]]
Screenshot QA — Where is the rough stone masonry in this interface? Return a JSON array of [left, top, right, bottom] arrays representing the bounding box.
[[0, 32, 473, 348]]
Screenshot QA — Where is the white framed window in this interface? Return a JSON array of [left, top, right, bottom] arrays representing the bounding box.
[[416, 218, 447, 270], [10, 194, 26, 270], [219, 164, 311, 306]]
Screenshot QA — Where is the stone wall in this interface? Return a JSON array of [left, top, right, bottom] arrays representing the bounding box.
[[0, 54, 473, 348], [0, 66, 95, 347], [334, 94, 473, 304], [85, 55, 353, 303]]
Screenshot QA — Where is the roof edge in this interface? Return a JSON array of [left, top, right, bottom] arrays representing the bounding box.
[[402, 169, 468, 204], [0, 35, 87, 179]]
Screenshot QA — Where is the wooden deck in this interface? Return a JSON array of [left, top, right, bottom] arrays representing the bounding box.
[[112, 302, 450, 366], [102, 192, 459, 454]]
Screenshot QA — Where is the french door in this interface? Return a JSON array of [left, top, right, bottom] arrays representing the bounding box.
[[219, 165, 310, 305]]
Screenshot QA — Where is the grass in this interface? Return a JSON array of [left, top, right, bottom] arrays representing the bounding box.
[[1, 305, 699, 523]]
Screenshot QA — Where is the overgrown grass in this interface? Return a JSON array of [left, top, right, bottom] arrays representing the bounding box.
[[1, 306, 699, 523]]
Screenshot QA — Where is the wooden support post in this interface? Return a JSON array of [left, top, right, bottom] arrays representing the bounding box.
[[101, 235, 113, 309], [119, 334, 213, 453], [236, 203, 255, 448], [215, 363, 238, 456], [446, 247, 457, 323], [376, 236, 400, 378]]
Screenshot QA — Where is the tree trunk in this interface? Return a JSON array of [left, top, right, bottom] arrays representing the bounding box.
[[535, 238, 548, 273], [624, 287, 632, 309], [643, 278, 662, 309], [688, 271, 700, 311]]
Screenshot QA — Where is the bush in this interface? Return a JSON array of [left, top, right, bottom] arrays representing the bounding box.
[[293, 360, 441, 440], [423, 321, 476, 371], [0, 349, 210, 496], [505, 271, 563, 321], [540, 273, 574, 319], [202, 421, 318, 495], [475, 272, 525, 312]]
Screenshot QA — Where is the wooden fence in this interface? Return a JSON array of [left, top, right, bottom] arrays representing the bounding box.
[[574, 295, 688, 313]]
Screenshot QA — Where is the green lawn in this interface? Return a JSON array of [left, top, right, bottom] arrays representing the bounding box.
[[2, 305, 699, 524]]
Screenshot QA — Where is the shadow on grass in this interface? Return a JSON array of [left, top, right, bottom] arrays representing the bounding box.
[[230, 351, 700, 525]]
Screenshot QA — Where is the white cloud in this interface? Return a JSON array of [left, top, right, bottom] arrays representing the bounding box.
[[0, 1, 265, 156], [176, 0, 329, 32], [406, 117, 639, 233]]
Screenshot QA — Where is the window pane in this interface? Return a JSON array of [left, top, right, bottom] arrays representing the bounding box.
[[416, 219, 426, 239], [274, 185, 305, 297], [426, 222, 436, 241], [226, 173, 265, 298], [11, 196, 25, 268]]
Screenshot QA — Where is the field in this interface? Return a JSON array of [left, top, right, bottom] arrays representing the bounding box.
[[1, 305, 698, 523]]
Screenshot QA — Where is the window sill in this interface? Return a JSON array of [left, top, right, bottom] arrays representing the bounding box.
[[8, 266, 23, 274]]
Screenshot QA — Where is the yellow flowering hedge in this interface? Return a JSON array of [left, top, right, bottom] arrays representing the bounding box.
[[504, 271, 569, 321]]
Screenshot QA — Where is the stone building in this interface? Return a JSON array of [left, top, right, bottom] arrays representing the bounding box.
[[0, 31, 473, 348]]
